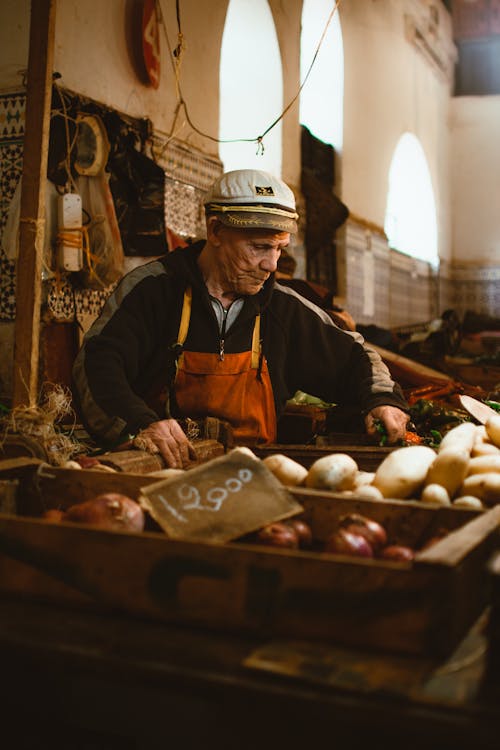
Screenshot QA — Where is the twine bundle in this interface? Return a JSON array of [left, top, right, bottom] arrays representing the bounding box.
[[1, 384, 81, 466]]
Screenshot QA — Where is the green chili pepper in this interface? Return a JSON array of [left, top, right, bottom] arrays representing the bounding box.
[[373, 418, 388, 446]]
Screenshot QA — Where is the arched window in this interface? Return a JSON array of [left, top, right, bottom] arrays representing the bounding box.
[[219, 0, 283, 175], [384, 133, 438, 265], [300, 0, 344, 151]]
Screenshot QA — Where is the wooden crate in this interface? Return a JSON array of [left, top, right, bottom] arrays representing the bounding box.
[[443, 358, 500, 391], [485, 550, 500, 689], [0, 458, 499, 659]]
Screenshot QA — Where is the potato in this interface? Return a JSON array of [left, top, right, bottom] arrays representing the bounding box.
[[263, 454, 308, 487], [147, 468, 185, 479], [352, 471, 376, 488], [424, 448, 469, 498], [354, 484, 384, 501], [438, 422, 476, 454], [453, 495, 484, 510], [485, 415, 500, 448], [420, 483, 451, 505], [63, 460, 82, 470], [471, 441, 500, 457], [233, 446, 259, 460], [305, 453, 358, 491], [467, 455, 500, 476], [89, 463, 117, 472], [458, 473, 500, 505], [372, 445, 436, 499], [475, 425, 488, 442]]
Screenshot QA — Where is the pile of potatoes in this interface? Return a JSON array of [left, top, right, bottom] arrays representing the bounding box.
[[263, 414, 500, 509]]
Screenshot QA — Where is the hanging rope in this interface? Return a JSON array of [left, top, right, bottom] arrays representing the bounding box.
[[156, 0, 342, 152]]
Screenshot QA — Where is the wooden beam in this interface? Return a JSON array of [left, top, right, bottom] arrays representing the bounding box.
[[12, 0, 56, 407]]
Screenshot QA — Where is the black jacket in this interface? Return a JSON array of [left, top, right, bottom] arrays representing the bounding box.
[[72, 241, 408, 443]]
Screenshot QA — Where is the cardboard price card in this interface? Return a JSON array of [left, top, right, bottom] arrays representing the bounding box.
[[139, 448, 303, 543]]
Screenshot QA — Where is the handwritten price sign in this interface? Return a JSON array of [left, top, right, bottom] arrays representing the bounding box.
[[139, 448, 303, 543]]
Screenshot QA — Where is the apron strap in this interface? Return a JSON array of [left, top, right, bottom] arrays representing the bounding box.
[[251, 314, 261, 369], [177, 285, 261, 368], [177, 286, 192, 346]]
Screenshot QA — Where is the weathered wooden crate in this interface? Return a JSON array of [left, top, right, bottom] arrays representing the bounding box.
[[0, 457, 499, 659], [485, 551, 500, 688]]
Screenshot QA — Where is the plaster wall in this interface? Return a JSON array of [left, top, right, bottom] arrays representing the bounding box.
[[450, 95, 500, 265], [340, 0, 453, 262], [0, 0, 459, 264], [0, 0, 30, 90]]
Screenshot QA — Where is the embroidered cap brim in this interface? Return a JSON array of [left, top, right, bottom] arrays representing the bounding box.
[[207, 203, 298, 233]]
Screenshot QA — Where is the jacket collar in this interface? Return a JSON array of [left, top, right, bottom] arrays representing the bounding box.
[[163, 240, 275, 316]]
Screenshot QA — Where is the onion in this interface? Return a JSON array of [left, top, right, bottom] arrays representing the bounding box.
[[380, 545, 414, 562], [324, 529, 373, 558], [420, 528, 449, 550], [255, 522, 299, 549], [75, 455, 101, 469], [339, 513, 387, 552], [285, 518, 313, 548], [65, 493, 145, 532], [42, 509, 66, 523]]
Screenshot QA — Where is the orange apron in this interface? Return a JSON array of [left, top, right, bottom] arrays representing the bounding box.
[[172, 287, 276, 445]]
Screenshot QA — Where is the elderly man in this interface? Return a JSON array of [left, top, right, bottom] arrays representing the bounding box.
[[72, 169, 408, 467]]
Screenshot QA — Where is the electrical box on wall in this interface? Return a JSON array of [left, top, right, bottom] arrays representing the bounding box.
[[57, 193, 83, 272]]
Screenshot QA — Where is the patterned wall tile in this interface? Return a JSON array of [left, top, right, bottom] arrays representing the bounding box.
[[164, 177, 204, 239], [157, 137, 223, 241], [345, 220, 439, 329], [439, 263, 500, 319]]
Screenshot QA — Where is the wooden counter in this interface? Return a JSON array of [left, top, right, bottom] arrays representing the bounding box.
[[0, 595, 498, 750]]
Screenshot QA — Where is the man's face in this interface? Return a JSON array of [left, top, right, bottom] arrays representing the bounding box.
[[210, 223, 291, 296]]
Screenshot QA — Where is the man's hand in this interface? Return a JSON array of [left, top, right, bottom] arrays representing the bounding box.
[[137, 419, 196, 468], [365, 406, 409, 445]]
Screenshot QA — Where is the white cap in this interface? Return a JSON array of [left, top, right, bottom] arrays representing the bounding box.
[[204, 169, 298, 233]]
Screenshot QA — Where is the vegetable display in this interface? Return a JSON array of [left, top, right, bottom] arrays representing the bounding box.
[[262, 418, 500, 508], [252, 511, 440, 563]]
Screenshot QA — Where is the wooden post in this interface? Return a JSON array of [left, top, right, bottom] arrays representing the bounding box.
[[12, 0, 56, 407]]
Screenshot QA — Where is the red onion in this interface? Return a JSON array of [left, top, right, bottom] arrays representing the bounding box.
[[339, 513, 387, 553], [75, 455, 101, 469], [421, 528, 449, 550], [42, 509, 66, 523], [380, 545, 414, 562], [255, 522, 299, 549], [324, 529, 373, 558], [65, 493, 145, 532], [285, 519, 313, 548]]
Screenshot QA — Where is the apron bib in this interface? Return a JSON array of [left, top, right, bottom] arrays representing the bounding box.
[[173, 288, 276, 445]]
